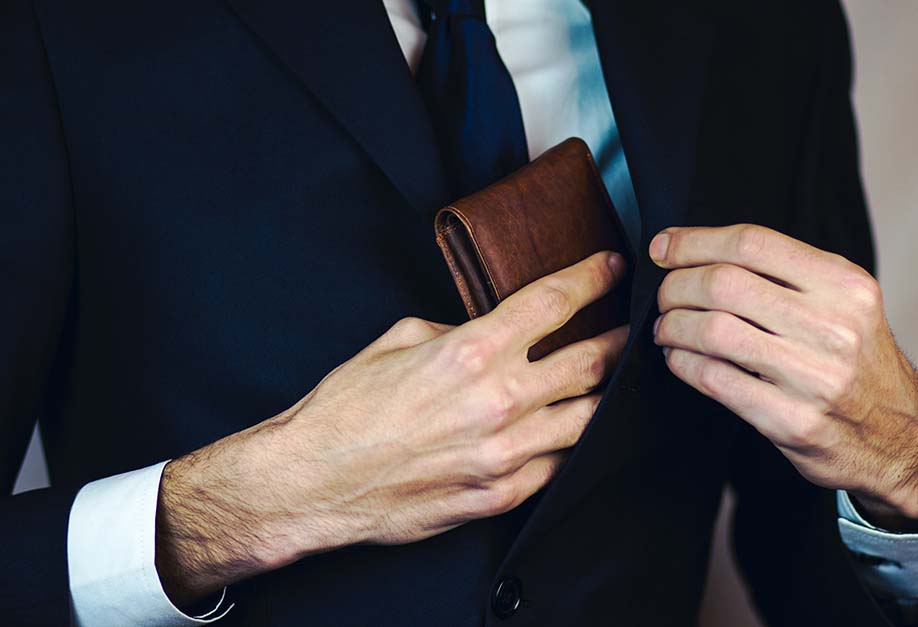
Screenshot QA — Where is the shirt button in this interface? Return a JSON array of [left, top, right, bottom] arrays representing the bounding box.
[[491, 576, 522, 619]]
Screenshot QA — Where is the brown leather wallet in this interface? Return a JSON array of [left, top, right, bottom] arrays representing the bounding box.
[[434, 137, 634, 361]]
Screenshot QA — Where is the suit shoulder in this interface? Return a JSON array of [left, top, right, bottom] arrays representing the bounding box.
[[702, 0, 853, 82], [706, 0, 851, 49]]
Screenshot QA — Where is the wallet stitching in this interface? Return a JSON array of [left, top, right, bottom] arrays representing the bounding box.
[[436, 228, 480, 317]]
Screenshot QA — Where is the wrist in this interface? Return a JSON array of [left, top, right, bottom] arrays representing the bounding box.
[[154, 420, 293, 605], [852, 355, 918, 532], [154, 406, 367, 604], [155, 447, 263, 605]]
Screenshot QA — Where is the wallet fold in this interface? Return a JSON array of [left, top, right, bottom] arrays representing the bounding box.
[[434, 137, 634, 361]]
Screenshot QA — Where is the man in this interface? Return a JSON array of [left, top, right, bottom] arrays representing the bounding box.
[[1, 0, 916, 625]]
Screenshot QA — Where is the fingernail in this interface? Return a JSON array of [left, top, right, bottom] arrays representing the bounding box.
[[662, 346, 671, 358], [653, 315, 661, 336], [649, 233, 670, 262], [607, 251, 624, 273]]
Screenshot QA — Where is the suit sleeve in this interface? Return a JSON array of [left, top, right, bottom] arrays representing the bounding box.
[[729, 1, 902, 626], [0, 1, 82, 624]]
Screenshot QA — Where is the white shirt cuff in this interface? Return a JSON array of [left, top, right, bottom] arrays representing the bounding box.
[[837, 490, 918, 621], [68, 461, 234, 626]]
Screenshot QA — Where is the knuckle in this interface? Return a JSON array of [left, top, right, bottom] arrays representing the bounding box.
[[477, 438, 517, 479], [824, 251, 852, 270], [438, 335, 494, 376], [783, 413, 832, 452], [588, 254, 615, 290], [482, 385, 519, 428], [816, 365, 855, 404], [478, 483, 518, 517], [817, 317, 862, 357], [699, 312, 734, 354], [574, 343, 606, 389], [655, 312, 679, 345], [388, 316, 432, 342], [733, 224, 768, 263], [697, 360, 726, 397], [843, 267, 882, 311], [704, 264, 745, 307], [534, 282, 574, 324]]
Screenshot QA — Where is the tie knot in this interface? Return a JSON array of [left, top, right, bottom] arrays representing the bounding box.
[[421, 0, 485, 21]]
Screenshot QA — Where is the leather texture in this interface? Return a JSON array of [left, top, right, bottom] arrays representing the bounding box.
[[435, 138, 634, 360]]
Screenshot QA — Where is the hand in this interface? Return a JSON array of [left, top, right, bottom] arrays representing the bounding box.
[[155, 251, 629, 605], [650, 224, 918, 530]]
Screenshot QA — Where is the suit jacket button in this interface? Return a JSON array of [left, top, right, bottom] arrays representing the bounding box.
[[491, 576, 522, 619]]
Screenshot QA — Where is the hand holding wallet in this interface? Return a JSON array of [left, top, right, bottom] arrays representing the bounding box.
[[434, 137, 634, 361]]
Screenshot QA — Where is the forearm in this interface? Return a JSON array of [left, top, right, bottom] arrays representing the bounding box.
[[154, 408, 360, 606], [155, 443, 268, 607]]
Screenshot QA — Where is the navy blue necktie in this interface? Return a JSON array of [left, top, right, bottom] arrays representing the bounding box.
[[416, 0, 530, 197]]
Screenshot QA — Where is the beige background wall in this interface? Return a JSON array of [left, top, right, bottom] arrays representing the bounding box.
[[12, 2, 918, 624]]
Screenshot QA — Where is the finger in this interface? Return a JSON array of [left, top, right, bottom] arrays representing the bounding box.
[[491, 393, 600, 469], [654, 309, 789, 383], [649, 224, 832, 290], [662, 347, 810, 449], [657, 264, 805, 335], [485, 251, 626, 352], [487, 451, 568, 517], [454, 450, 568, 520], [529, 325, 629, 405], [655, 308, 839, 404]]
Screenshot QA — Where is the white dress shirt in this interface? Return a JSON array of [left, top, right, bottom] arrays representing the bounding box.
[[67, 0, 918, 624], [837, 491, 918, 623], [69, 462, 233, 625]]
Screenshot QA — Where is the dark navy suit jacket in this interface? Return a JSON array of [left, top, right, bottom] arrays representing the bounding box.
[[0, 0, 894, 625]]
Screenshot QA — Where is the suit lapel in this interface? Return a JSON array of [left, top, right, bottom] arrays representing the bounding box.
[[592, 0, 716, 321], [224, 0, 451, 216], [507, 0, 716, 555]]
